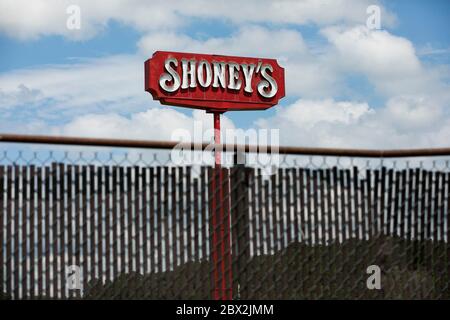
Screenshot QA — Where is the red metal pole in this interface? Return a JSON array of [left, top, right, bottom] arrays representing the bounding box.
[[211, 111, 232, 300], [211, 112, 220, 300], [214, 112, 221, 167]]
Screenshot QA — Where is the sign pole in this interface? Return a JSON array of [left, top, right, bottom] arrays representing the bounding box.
[[212, 111, 232, 300]]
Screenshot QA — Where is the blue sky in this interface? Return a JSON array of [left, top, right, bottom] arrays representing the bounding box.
[[0, 0, 449, 148]]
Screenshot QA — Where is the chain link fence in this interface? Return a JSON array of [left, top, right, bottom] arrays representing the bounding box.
[[0, 136, 449, 299]]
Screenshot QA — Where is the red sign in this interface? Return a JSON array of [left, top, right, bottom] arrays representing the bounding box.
[[145, 51, 285, 111]]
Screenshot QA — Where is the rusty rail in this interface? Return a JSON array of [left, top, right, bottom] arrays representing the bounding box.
[[1, 133, 450, 158]]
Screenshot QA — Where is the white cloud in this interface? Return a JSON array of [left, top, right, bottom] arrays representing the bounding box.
[[283, 60, 340, 98], [138, 25, 340, 97], [0, 84, 41, 110], [321, 25, 450, 98], [138, 25, 307, 58], [322, 26, 422, 77], [382, 95, 443, 132], [257, 98, 372, 130], [256, 97, 450, 148], [0, 55, 150, 119], [0, 0, 183, 40], [181, 0, 396, 27], [0, 0, 395, 40], [54, 108, 192, 140], [138, 24, 450, 102], [40, 108, 235, 143], [417, 44, 450, 57], [0, 25, 336, 121]]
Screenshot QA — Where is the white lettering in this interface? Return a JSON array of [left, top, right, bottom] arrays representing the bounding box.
[[212, 62, 227, 89], [257, 64, 277, 98], [241, 63, 256, 93], [159, 58, 181, 93], [181, 58, 197, 89], [228, 62, 242, 90], [158, 57, 278, 98], [197, 60, 212, 88]]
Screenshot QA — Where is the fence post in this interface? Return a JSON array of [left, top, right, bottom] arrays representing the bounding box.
[[231, 152, 250, 299]]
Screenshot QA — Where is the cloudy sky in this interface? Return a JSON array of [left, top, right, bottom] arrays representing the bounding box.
[[0, 0, 449, 148]]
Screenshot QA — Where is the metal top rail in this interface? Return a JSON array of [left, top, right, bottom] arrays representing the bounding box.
[[1, 133, 450, 158]]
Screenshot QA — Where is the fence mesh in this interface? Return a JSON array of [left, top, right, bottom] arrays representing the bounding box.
[[0, 146, 449, 299]]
